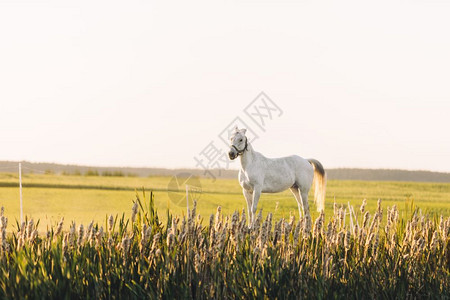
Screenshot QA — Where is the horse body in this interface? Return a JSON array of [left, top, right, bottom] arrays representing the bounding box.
[[239, 149, 313, 193], [229, 128, 326, 226]]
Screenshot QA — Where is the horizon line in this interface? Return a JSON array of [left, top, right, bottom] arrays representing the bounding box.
[[0, 160, 449, 175]]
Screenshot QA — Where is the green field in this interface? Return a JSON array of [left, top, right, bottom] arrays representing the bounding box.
[[0, 172, 449, 298], [0, 172, 449, 232]]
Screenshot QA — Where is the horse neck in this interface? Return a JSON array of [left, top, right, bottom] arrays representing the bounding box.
[[239, 142, 255, 170]]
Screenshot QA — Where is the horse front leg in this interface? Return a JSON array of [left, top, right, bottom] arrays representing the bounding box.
[[251, 186, 262, 225], [243, 189, 253, 226]]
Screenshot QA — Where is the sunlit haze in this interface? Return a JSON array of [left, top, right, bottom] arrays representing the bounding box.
[[1, 0, 449, 172]]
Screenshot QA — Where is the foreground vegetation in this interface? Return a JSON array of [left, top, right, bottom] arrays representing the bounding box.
[[0, 192, 448, 299]]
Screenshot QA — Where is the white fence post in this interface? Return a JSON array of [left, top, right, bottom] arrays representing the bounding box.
[[19, 162, 23, 224]]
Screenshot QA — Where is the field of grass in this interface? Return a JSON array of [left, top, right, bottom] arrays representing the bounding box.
[[0, 192, 448, 298], [0, 172, 449, 232]]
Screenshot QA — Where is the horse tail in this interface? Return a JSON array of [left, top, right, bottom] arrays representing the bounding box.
[[308, 159, 327, 212]]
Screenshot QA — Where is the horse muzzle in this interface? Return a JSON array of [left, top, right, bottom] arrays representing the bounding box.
[[228, 149, 237, 160]]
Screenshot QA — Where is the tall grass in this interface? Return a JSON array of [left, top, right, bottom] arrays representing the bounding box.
[[0, 192, 449, 299]]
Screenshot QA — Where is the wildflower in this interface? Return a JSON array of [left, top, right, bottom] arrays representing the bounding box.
[[389, 232, 397, 256], [171, 217, 178, 236], [224, 216, 230, 232], [368, 212, 379, 234], [0, 216, 7, 230], [16, 236, 25, 250], [344, 230, 351, 251], [372, 233, 379, 258], [19, 222, 26, 236], [231, 210, 239, 237], [141, 223, 148, 241], [0, 228, 6, 250], [68, 222, 76, 247], [180, 217, 187, 235], [336, 230, 345, 248], [88, 226, 96, 246], [191, 200, 197, 221], [209, 221, 216, 249], [131, 202, 138, 224], [326, 221, 334, 241], [439, 216, 449, 240], [363, 212, 370, 228], [85, 221, 94, 242], [0, 216, 7, 250], [194, 253, 201, 273], [217, 229, 226, 250], [288, 215, 295, 233], [282, 220, 290, 244], [151, 232, 161, 253], [108, 215, 114, 232], [26, 219, 34, 239], [353, 223, 359, 238], [140, 224, 151, 254], [208, 213, 214, 233], [121, 234, 130, 254], [313, 211, 324, 236], [96, 227, 104, 247], [167, 232, 175, 250], [443, 217, 450, 240], [77, 224, 84, 246], [62, 233, 69, 253], [377, 199, 382, 219], [293, 221, 301, 246], [214, 207, 222, 232], [55, 217, 64, 237], [273, 219, 282, 245], [392, 205, 398, 224], [413, 237, 425, 257], [30, 230, 38, 243], [339, 208, 345, 229], [430, 231, 439, 251], [360, 199, 367, 214], [239, 209, 247, 235]]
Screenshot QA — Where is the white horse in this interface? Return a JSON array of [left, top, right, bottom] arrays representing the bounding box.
[[228, 127, 327, 226]]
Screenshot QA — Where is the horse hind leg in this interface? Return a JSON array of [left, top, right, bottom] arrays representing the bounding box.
[[290, 186, 304, 219], [300, 189, 312, 231]]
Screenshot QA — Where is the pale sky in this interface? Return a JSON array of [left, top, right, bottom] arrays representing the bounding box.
[[0, 0, 449, 172]]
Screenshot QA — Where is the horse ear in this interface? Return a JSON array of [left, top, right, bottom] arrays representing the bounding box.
[[235, 126, 240, 132], [240, 128, 247, 135]]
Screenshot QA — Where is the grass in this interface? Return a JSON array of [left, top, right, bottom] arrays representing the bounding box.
[[0, 192, 448, 298], [0, 172, 449, 232]]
